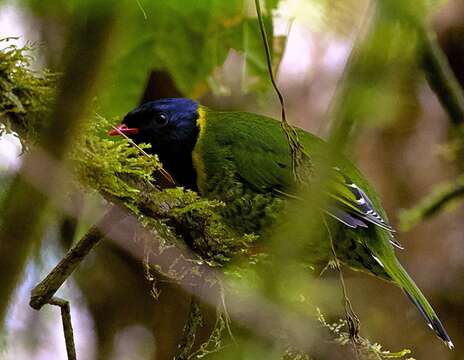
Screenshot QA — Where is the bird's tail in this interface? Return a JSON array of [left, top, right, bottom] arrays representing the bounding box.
[[383, 258, 454, 349]]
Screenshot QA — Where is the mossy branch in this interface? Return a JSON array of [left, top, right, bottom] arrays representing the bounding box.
[[29, 206, 125, 310], [0, 4, 117, 324], [0, 38, 56, 143], [317, 310, 413, 360], [73, 118, 252, 267]]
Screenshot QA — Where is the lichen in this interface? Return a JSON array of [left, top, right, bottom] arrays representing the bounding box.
[[317, 309, 414, 360], [188, 311, 226, 359]]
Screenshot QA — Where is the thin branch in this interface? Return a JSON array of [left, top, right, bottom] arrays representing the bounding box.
[[135, 0, 148, 20], [254, 0, 312, 182], [400, 174, 464, 231], [254, 0, 287, 125], [49, 297, 77, 360], [323, 217, 360, 360], [30, 206, 125, 310], [219, 282, 236, 344], [420, 26, 464, 125]]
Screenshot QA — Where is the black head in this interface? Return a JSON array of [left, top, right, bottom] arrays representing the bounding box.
[[109, 98, 200, 189], [110, 98, 199, 149]]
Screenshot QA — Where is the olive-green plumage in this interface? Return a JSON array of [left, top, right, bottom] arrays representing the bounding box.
[[113, 98, 453, 348], [194, 107, 452, 348]]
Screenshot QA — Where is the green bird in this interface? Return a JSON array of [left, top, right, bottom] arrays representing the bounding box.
[[108, 98, 453, 348]]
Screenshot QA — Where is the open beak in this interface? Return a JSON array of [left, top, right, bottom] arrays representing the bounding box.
[[108, 124, 140, 136]]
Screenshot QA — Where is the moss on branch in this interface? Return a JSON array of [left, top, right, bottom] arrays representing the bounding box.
[[73, 116, 255, 267], [0, 38, 56, 143]]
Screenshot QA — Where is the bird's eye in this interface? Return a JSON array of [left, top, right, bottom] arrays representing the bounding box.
[[155, 113, 168, 126]]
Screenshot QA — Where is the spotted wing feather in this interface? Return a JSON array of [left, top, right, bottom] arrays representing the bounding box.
[[329, 168, 395, 232]]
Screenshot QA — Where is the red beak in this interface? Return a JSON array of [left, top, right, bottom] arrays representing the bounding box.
[[108, 124, 140, 136]]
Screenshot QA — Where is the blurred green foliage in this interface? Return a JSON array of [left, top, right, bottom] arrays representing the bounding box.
[[400, 174, 464, 231], [97, 0, 278, 118], [8, 0, 280, 120], [3, 0, 464, 358]]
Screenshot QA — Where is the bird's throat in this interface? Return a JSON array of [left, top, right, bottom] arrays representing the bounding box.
[[155, 134, 199, 191]]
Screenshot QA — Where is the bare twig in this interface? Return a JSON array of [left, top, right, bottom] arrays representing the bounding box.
[[400, 174, 464, 231], [111, 126, 175, 185], [254, 0, 312, 182], [30, 206, 125, 310], [420, 26, 464, 125], [49, 297, 77, 360], [323, 217, 360, 360], [135, 0, 148, 20], [254, 0, 287, 125]]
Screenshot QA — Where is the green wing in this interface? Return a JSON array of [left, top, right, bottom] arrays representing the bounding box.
[[199, 109, 453, 347], [202, 110, 395, 235], [328, 167, 394, 232]]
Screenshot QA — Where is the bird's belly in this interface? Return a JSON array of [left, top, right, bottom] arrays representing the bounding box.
[[199, 166, 280, 234], [334, 227, 390, 280]]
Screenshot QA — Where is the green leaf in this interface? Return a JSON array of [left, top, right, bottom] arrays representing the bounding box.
[[98, 34, 156, 118], [96, 0, 284, 117]]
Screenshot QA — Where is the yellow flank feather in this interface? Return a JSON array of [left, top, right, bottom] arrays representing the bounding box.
[[192, 106, 207, 193]]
